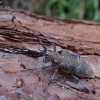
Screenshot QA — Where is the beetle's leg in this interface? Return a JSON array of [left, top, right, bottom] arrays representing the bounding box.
[[61, 49, 69, 54], [43, 68, 58, 91], [21, 67, 39, 72], [38, 47, 46, 54], [75, 52, 80, 59], [21, 62, 53, 72], [71, 74, 91, 94], [53, 44, 56, 52]]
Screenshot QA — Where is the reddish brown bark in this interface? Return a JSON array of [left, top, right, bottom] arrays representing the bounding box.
[[0, 7, 100, 100]]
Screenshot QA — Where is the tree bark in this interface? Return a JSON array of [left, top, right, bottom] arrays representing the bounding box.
[[0, 7, 100, 100]]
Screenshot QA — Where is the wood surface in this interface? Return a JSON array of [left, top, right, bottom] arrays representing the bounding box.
[[0, 6, 100, 100]]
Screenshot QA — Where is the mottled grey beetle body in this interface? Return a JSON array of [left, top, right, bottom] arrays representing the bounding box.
[[45, 50, 94, 78]]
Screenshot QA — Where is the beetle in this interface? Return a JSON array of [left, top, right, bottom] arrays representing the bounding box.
[[38, 44, 94, 93], [44, 47, 94, 79]]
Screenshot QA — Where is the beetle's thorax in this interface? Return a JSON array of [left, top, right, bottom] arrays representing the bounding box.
[[46, 51, 63, 64]]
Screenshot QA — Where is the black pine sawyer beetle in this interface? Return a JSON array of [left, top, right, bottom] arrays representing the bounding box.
[[38, 45, 94, 93]]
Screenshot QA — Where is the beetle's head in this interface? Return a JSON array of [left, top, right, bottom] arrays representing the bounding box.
[[38, 44, 58, 62]]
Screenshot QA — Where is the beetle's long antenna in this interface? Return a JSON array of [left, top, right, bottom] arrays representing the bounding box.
[[9, 12, 47, 51]]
